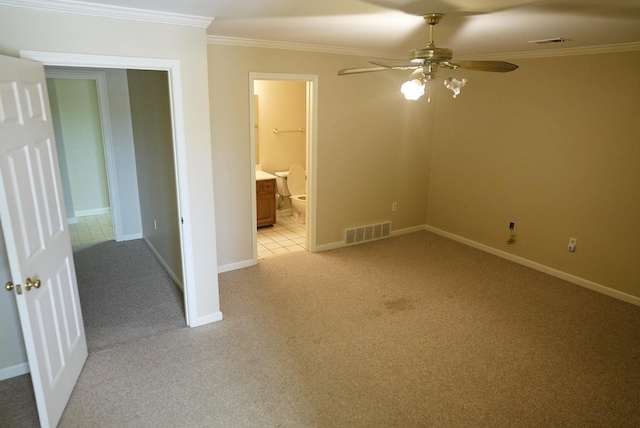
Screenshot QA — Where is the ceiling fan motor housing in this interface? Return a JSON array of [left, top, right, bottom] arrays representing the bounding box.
[[410, 46, 453, 64], [411, 13, 451, 64]]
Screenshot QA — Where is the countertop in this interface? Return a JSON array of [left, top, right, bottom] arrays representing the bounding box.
[[256, 170, 277, 181]]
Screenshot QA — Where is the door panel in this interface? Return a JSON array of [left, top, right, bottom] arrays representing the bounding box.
[[35, 138, 65, 238], [6, 143, 46, 257], [0, 54, 87, 428]]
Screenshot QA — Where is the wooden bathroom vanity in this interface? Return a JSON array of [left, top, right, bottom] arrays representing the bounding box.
[[256, 177, 276, 227]]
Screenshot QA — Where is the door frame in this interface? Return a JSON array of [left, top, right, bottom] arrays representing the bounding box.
[[249, 72, 318, 260], [44, 68, 126, 241], [20, 50, 197, 326]]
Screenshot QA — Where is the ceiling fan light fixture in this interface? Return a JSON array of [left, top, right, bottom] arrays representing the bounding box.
[[444, 78, 467, 98], [401, 79, 425, 100]]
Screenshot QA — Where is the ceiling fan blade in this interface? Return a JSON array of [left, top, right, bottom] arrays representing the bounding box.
[[338, 60, 422, 75], [446, 60, 518, 72], [370, 60, 422, 69], [338, 67, 394, 75]]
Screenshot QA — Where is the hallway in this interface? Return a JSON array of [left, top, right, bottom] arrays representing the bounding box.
[[68, 214, 113, 249]]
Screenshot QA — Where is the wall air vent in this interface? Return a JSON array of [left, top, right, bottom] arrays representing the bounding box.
[[345, 221, 391, 245], [528, 38, 571, 45]]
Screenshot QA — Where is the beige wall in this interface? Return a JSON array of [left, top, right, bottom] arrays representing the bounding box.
[[254, 80, 307, 175], [428, 50, 640, 298], [208, 44, 433, 267], [49, 78, 110, 214], [128, 70, 183, 286], [209, 42, 640, 301], [0, 5, 219, 329]]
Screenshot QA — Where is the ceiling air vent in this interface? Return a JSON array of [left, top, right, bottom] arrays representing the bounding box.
[[528, 38, 571, 45]]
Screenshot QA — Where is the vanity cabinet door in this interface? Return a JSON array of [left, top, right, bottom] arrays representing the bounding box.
[[257, 179, 276, 227]]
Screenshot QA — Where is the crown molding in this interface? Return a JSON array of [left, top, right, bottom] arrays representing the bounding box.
[[460, 41, 640, 61], [207, 35, 405, 60], [0, 0, 213, 28], [208, 34, 640, 61]]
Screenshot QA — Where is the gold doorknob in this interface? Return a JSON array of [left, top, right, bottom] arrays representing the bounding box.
[[5, 281, 14, 292], [25, 278, 41, 291]]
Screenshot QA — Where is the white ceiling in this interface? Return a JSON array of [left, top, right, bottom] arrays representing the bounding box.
[[31, 0, 640, 58]]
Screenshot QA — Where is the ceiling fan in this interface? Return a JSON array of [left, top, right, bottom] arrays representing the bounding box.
[[338, 13, 518, 100]]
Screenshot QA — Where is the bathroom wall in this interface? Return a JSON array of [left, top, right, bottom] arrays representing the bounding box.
[[48, 78, 111, 216], [254, 80, 307, 174]]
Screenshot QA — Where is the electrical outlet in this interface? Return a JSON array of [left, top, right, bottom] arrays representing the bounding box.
[[392, 202, 398, 212], [506, 221, 516, 244], [568, 237, 576, 252]]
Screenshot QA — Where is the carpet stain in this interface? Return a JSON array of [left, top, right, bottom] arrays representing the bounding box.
[[384, 298, 414, 313], [364, 308, 382, 318]]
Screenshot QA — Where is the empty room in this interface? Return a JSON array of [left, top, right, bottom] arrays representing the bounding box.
[[1, 1, 639, 426]]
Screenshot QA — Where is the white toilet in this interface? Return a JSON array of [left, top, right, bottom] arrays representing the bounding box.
[[275, 163, 306, 223]]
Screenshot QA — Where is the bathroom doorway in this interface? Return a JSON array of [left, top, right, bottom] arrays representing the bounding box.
[[45, 69, 118, 247], [249, 73, 318, 261]]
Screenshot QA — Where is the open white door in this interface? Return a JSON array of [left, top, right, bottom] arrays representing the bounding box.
[[0, 55, 87, 428]]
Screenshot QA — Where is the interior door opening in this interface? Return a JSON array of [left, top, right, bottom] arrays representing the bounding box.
[[44, 66, 186, 337], [45, 72, 115, 249], [249, 73, 318, 263]]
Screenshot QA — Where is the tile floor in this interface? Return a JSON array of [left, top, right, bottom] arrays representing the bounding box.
[[257, 214, 306, 259], [68, 214, 114, 249], [69, 213, 304, 258]]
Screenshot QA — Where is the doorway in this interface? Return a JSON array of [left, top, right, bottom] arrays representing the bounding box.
[[46, 70, 116, 249], [20, 51, 197, 324], [45, 65, 185, 331], [249, 73, 318, 262], [45, 68, 134, 242]]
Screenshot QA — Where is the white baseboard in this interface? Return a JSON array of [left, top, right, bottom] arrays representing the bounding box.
[[391, 225, 429, 237], [142, 237, 184, 291], [315, 240, 344, 252], [424, 225, 640, 307], [0, 362, 29, 381], [121, 233, 143, 241], [217, 221, 639, 308], [218, 259, 256, 274], [189, 311, 223, 327], [75, 207, 112, 217]]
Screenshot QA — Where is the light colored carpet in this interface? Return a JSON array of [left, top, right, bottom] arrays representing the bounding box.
[[0, 239, 185, 427], [73, 239, 186, 352], [2, 231, 640, 427]]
